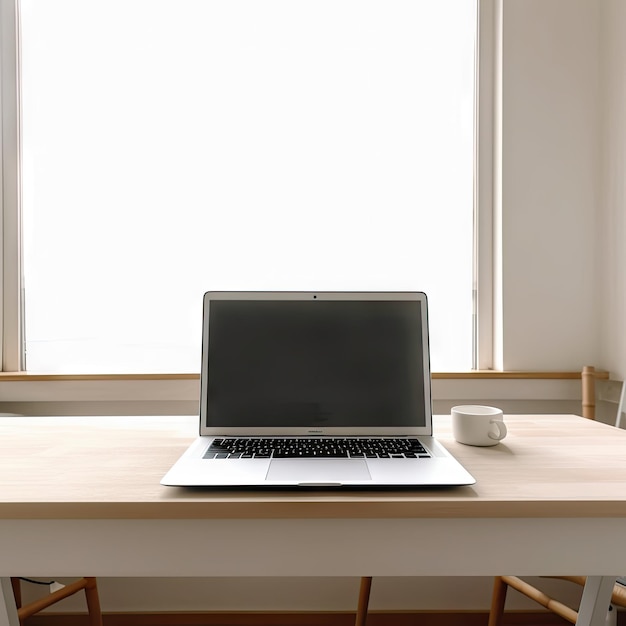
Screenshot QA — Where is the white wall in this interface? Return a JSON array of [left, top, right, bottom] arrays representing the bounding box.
[[599, 0, 626, 381], [498, 0, 602, 370], [24, 576, 582, 614]]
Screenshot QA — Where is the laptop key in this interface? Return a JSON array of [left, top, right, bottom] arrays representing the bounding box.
[[205, 437, 432, 460]]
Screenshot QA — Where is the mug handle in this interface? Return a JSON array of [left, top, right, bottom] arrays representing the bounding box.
[[488, 419, 507, 441]]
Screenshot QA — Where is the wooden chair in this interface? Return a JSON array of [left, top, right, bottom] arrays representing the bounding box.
[[10, 577, 102, 626], [488, 575, 626, 626], [355, 577, 372, 626], [488, 365, 625, 626]]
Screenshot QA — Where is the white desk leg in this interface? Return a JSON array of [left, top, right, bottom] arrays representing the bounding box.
[[0, 578, 19, 626], [576, 576, 616, 626]]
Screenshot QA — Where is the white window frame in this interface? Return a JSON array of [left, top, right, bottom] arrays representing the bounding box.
[[0, 0, 496, 382], [0, 0, 24, 373], [474, 0, 497, 370]]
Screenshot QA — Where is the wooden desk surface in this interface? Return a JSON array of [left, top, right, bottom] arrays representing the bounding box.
[[1, 413, 626, 520]]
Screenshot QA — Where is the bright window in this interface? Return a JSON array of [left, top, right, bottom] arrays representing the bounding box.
[[18, 0, 477, 373]]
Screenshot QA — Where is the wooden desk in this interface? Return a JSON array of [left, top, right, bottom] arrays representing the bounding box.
[[1, 414, 625, 626]]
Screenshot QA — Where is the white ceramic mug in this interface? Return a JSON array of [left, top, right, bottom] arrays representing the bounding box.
[[451, 405, 507, 447]]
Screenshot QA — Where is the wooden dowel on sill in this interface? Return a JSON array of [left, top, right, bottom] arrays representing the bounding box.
[[582, 365, 596, 420]]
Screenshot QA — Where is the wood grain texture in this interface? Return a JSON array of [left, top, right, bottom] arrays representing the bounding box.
[[1, 414, 625, 520]]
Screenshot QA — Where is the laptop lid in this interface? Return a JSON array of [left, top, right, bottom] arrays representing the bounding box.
[[199, 291, 433, 437]]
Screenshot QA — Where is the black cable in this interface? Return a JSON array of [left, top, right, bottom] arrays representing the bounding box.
[[18, 577, 56, 586]]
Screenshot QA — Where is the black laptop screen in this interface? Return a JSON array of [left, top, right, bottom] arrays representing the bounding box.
[[204, 299, 428, 428]]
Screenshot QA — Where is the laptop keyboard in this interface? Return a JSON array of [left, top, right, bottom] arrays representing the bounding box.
[[203, 437, 431, 459]]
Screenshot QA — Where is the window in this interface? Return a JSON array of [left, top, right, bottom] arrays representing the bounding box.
[[5, 0, 478, 374]]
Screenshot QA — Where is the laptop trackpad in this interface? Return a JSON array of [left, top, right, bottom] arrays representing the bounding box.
[[267, 459, 371, 483]]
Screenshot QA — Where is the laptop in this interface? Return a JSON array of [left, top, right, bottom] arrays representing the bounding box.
[[161, 291, 475, 488]]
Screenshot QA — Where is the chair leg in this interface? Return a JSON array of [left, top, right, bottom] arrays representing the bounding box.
[[10, 579, 22, 611], [11, 577, 102, 626], [355, 577, 372, 626], [83, 578, 103, 626], [488, 576, 509, 626]]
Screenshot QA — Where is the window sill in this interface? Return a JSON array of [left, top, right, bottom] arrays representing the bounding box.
[[0, 370, 609, 417], [0, 370, 607, 381]]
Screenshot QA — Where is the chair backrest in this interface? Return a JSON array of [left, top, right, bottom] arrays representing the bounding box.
[[617, 378, 625, 429], [582, 365, 625, 428]]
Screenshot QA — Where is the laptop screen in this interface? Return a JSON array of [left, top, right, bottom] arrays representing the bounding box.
[[201, 294, 431, 430]]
